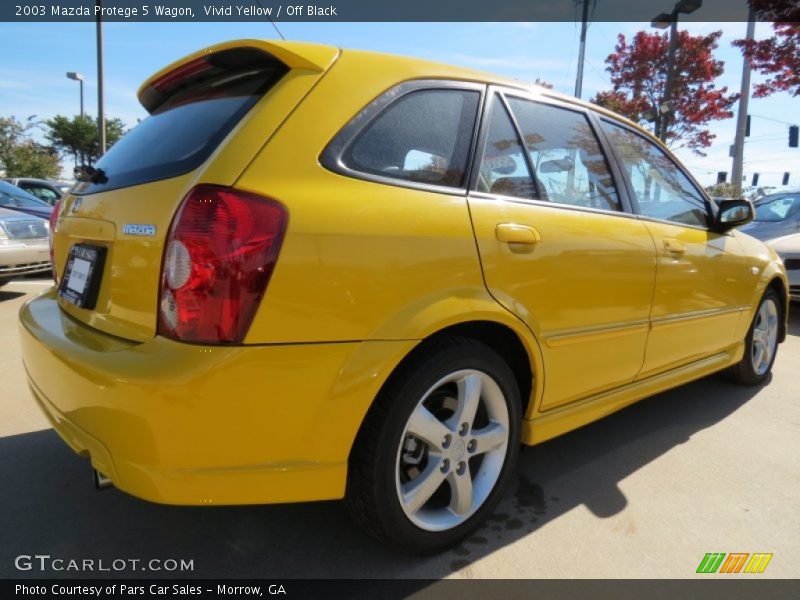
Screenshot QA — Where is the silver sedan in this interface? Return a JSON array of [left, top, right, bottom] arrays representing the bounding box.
[[0, 207, 50, 287], [768, 233, 800, 302]]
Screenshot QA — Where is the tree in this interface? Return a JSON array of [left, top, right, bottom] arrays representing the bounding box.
[[592, 30, 739, 155], [733, 0, 800, 98], [0, 116, 61, 178], [45, 115, 125, 167]]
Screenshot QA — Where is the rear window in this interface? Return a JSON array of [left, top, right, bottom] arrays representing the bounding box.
[[77, 49, 288, 194]]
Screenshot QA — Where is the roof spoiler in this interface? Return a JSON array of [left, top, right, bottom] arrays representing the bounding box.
[[137, 39, 339, 112]]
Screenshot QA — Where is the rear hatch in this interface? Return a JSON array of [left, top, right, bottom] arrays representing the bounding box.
[[52, 40, 339, 342]]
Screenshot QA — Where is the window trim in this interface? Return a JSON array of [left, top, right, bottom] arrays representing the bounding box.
[[468, 85, 635, 218], [319, 79, 486, 196], [596, 116, 719, 232]]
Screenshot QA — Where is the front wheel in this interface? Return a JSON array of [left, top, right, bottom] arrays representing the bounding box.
[[727, 289, 782, 385], [345, 337, 521, 554]]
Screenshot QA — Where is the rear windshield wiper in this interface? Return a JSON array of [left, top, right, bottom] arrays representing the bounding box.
[[75, 165, 108, 185]]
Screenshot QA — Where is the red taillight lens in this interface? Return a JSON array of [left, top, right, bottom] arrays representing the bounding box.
[[158, 185, 288, 344], [49, 198, 62, 284]]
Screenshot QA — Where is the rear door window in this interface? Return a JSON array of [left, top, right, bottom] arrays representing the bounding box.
[[475, 96, 537, 199], [79, 49, 288, 194], [340, 89, 480, 188]]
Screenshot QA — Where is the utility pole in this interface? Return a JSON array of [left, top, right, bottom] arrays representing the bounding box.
[[96, 0, 106, 156], [731, 8, 756, 197], [574, 0, 591, 99]]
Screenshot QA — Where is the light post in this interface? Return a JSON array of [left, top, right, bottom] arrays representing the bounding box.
[[66, 72, 85, 118], [96, 0, 106, 155], [650, 0, 703, 142]]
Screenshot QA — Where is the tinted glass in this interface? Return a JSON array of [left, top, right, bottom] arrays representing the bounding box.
[[476, 97, 536, 199], [754, 195, 800, 222], [507, 98, 620, 211], [601, 121, 708, 227], [0, 182, 49, 208], [81, 61, 287, 194], [22, 184, 59, 204], [343, 89, 480, 188]]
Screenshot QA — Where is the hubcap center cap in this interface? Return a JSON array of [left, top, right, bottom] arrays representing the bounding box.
[[452, 439, 466, 461]]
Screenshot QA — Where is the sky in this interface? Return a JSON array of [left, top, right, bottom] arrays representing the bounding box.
[[0, 19, 797, 187]]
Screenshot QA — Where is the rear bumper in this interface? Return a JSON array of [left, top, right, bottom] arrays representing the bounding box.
[[19, 289, 412, 505]]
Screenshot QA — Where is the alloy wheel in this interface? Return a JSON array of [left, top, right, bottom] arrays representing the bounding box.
[[394, 369, 510, 532]]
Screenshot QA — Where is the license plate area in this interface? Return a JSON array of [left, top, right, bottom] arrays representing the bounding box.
[[58, 244, 107, 310]]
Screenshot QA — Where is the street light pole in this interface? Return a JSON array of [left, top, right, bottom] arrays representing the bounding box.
[[66, 72, 85, 118], [731, 8, 756, 197], [650, 1, 703, 143], [574, 0, 591, 99], [96, 0, 106, 156]]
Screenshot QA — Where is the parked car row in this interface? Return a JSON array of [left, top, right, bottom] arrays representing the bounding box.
[[2, 177, 72, 206]]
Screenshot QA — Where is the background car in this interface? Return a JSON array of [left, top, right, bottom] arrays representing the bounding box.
[[768, 233, 800, 302], [738, 192, 800, 241], [0, 207, 50, 288], [2, 178, 71, 206], [0, 181, 53, 220]]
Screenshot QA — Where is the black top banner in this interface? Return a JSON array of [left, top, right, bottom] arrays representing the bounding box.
[[3, 0, 798, 23]]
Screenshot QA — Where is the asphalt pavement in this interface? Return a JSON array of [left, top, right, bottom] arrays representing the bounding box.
[[1, 277, 798, 579]]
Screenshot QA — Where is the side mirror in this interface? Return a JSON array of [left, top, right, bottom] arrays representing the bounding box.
[[714, 198, 754, 232]]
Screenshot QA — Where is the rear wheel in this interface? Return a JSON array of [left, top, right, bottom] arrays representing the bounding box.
[[346, 337, 521, 554], [727, 289, 782, 385]]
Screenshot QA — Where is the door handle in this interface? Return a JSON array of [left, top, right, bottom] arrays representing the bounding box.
[[663, 238, 686, 255], [495, 223, 541, 245]]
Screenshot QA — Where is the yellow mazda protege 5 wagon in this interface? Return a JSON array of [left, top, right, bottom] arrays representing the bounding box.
[[20, 40, 789, 553]]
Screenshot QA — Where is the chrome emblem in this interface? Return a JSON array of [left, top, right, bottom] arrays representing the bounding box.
[[123, 224, 157, 237]]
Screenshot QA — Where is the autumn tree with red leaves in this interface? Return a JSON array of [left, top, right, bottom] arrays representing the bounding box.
[[592, 30, 739, 155], [733, 0, 800, 97]]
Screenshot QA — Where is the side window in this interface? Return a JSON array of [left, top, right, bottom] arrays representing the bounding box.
[[342, 89, 479, 188], [506, 97, 621, 211], [476, 96, 536, 199], [601, 120, 708, 228], [24, 185, 58, 205]]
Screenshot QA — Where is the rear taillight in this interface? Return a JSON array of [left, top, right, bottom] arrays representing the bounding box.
[[49, 198, 62, 284], [158, 185, 288, 344]]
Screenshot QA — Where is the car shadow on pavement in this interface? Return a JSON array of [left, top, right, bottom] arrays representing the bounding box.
[[0, 290, 25, 302], [0, 371, 767, 580]]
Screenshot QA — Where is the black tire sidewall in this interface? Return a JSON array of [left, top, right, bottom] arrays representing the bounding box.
[[369, 341, 522, 553]]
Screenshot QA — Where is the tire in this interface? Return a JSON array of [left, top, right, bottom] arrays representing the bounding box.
[[727, 288, 782, 385], [345, 336, 522, 554]]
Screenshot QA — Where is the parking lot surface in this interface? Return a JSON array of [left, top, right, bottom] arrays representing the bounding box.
[[1, 277, 798, 579]]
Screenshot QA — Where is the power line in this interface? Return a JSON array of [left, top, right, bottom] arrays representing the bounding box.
[[255, 0, 285, 40], [750, 113, 798, 126]]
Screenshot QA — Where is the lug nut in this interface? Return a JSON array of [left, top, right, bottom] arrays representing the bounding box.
[[442, 433, 452, 449], [467, 439, 477, 453], [459, 422, 469, 436], [440, 459, 450, 473], [456, 461, 467, 476]]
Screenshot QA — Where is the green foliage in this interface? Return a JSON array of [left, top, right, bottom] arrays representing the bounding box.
[[45, 114, 125, 166], [0, 116, 61, 178], [705, 182, 740, 198]]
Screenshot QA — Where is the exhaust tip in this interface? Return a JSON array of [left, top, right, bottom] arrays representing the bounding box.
[[93, 469, 113, 490]]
